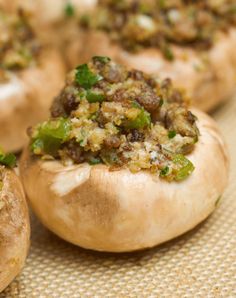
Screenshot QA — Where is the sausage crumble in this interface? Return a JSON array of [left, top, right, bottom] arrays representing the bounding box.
[[30, 57, 199, 181]]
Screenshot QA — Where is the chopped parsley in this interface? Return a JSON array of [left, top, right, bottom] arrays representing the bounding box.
[[75, 64, 103, 90], [64, 2, 75, 17], [160, 166, 169, 177], [0, 148, 16, 168], [168, 130, 177, 139]]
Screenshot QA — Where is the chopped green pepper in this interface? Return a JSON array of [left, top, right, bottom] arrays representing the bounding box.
[[124, 108, 151, 129], [87, 90, 105, 103], [173, 154, 194, 181], [31, 118, 71, 155], [75, 64, 103, 90], [31, 138, 44, 154]]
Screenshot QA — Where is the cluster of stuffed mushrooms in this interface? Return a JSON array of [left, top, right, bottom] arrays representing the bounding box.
[[0, 0, 233, 292]]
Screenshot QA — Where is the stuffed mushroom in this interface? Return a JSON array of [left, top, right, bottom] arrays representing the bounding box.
[[0, 9, 65, 152], [30, 0, 97, 25], [66, 0, 236, 111], [0, 149, 30, 292], [0, 0, 98, 50], [20, 57, 229, 252]]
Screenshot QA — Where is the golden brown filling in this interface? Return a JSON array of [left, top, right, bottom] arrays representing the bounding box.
[[29, 57, 199, 181], [0, 9, 41, 71], [81, 0, 236, 60]]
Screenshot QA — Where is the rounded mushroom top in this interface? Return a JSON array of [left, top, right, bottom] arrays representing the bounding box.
[[0, 9, 41, 76], [29, 56, 199, 182], [80, 0, 236, 60]]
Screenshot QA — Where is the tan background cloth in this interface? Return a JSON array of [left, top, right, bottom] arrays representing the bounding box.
[[1, 96, 236, 298]]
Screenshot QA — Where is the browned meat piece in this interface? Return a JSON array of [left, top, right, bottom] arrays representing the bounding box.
[[127, 129, 145, 142], [64, 140, 85, 163], [104, 135, 121, 148], [50, 96, 66, 117], [51, 90, 79, 117], [165, 106, 199, 138]]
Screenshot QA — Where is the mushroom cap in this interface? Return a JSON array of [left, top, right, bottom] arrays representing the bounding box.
[[20, 109, 229, 252], [0, 168, 30, 292]]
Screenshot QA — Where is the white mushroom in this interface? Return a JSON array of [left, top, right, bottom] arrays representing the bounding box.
[[0, 167, 30, 292], [20, 110, 229, 252]]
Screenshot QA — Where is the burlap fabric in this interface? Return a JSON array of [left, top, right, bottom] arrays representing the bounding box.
[[1, 96, 236, 298]]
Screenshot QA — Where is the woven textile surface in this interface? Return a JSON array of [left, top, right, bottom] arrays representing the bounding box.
[[1, 96, 236, 298]]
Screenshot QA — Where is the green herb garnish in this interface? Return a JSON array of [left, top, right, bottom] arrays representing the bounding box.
[[168, 130, 176, 139], [0, 149, 16, 168], [64, 2, 75, 17], [75, 64, 103, 90]]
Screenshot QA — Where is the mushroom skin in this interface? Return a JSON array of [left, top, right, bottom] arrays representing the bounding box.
[[20, 109, 229, 252], [0, 168, 30, 292]]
